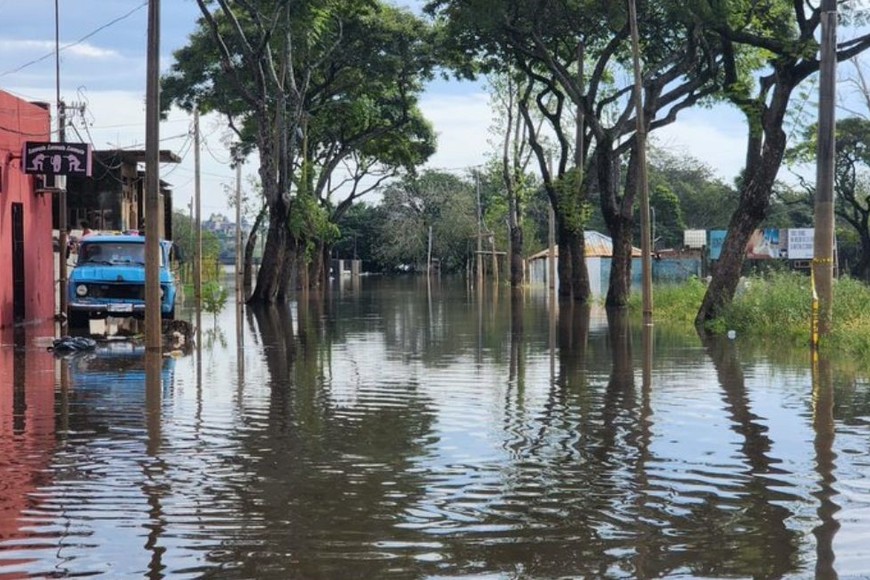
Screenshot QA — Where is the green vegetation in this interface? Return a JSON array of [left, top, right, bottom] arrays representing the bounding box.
[[635, 273, 870, 359], [201, 281, 229, 318]]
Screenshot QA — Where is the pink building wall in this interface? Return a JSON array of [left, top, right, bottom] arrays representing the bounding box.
[[0, 90, 54, 330]]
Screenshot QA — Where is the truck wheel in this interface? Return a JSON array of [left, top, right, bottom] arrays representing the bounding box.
[[163, 307, 175, 320]]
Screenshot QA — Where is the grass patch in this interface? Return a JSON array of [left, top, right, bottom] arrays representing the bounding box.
[[631, 272, 870, 360]]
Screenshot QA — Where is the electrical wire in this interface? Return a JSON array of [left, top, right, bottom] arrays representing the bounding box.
[[0, 2, 149, 78]]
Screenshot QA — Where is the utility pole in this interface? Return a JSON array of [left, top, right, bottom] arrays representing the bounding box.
[[235, 157, 243, 303], [628, 0, 654, 325], [193, 106, 202, 342], [144, 0, 161, 351], [813, 0, 837, 344], [548, 155, 556, 294], [476, 169, 483, 290], [55, 0, 68, 327]]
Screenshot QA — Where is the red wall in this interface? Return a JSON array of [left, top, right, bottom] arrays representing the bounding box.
[[0, 90, 54, 329]]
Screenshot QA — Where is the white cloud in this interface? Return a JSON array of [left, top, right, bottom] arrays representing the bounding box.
[[420, 90, 492, 171], [0, 39, 119, 59], [654, 109, 747, 183]]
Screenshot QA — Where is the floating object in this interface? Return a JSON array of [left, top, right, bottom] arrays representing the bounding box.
[[727, 330, 737, 340], [50, 336, 97, 353]]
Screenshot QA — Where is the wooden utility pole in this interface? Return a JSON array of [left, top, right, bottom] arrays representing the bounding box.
[[193, 106, 202, 341], [55, 0, 68, 327], [813, 0, 837, 343], [628, 0, 654, 324], [144, 0, 161, 351]]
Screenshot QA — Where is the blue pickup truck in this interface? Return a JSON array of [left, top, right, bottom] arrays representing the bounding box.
[[67, 234, 179, 328]]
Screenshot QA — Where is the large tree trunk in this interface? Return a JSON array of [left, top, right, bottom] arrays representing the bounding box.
[[857, 231, 870, 282], [696, 81, 791, 326], [606, 217, 634, 308], [556, 223, 589, 302], [597, 136, 634, 308], [243, 205, 267, 300], [509, 224, 524, 287], [250, 202, 290, 303]]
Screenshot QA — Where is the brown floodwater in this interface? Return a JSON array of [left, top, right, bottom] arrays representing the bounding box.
[[1, 275, 868, 578]]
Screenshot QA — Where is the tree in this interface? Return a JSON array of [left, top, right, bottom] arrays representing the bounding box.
[[171, 210, 222, 284], [648, 185, 686, 250], [162, 0, 437, 302], [694, 0, 870, 326], [374, 170, 477, 272], [427, 0, 725, 306], [789, 117, 870, 281], [487, 69, 538, 287], [648, 146, 738, 230]]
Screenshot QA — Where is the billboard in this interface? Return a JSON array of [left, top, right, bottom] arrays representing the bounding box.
[[708, 228, 815, 260]]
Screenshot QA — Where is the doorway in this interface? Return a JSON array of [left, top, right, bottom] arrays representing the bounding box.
[[12, 202, 25, 322]]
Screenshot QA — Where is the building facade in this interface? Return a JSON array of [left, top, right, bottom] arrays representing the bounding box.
[[0, 91, 54, 331]]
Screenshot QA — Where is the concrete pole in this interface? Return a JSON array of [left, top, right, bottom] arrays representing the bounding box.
[[628, 0, 654, 325], [144, 0, 161, 351], [813, 0, 837, 342]]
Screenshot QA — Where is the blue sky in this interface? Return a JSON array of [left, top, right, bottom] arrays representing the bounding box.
[[0, 0, 781, 218]]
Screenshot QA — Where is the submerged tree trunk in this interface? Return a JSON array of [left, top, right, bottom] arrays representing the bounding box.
[[596, 135, 635, 308], [509, 223, 523, 287], [251, 207, 290, 303], [243, 204, 267, 300]]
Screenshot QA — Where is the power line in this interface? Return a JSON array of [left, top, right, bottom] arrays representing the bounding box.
[[0, 1, 149, 78]]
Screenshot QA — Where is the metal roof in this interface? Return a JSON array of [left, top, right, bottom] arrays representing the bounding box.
[[527, 231, 642, 260]]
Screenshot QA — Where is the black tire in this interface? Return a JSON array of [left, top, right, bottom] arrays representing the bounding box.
[[163, 307, 175, 320], [68, 310, 90, 329]]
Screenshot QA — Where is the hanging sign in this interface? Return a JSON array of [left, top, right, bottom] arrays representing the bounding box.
[[22, 141, 92, 177]]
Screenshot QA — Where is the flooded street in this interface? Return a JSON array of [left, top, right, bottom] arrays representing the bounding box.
[[1, 275, 869, 578]]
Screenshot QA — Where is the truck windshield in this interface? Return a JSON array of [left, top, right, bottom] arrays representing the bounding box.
[[79, 243, 156, 266]]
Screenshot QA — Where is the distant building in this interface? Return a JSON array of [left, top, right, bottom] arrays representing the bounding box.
[[526, 231, 701, 297], [65, 149, 180, 240]]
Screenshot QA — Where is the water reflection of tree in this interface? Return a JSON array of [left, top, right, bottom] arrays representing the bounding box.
[[679, 334, 801, 577], [225, 299, 438, 577]]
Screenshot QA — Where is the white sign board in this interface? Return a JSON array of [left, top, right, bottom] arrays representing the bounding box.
[[788, 228, 814, 260], [684, 229, 706, 249]]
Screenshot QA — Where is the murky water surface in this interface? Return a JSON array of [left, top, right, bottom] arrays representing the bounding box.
[[1, 276, 869, 578]]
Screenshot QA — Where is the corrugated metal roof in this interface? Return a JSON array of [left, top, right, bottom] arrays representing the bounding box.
[[527, 231, 642, 260]]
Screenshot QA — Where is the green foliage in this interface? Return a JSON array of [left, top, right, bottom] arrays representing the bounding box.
[[201, 281, 229, 318], [631, 273, 870, 360], [288, 194, 340, 260], [554, 168, 592, 235], [716, 272, 870, 358], [374, 170, 476, 271], [648, 145, 738, 230], [628, 276, 706, 327], [172, 211, 224, 285]]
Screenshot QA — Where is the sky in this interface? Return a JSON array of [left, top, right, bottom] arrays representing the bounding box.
[[0, 0, 777, 220]]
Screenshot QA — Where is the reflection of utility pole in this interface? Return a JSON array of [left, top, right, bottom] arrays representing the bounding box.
[[813, 0, 837, 342]]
